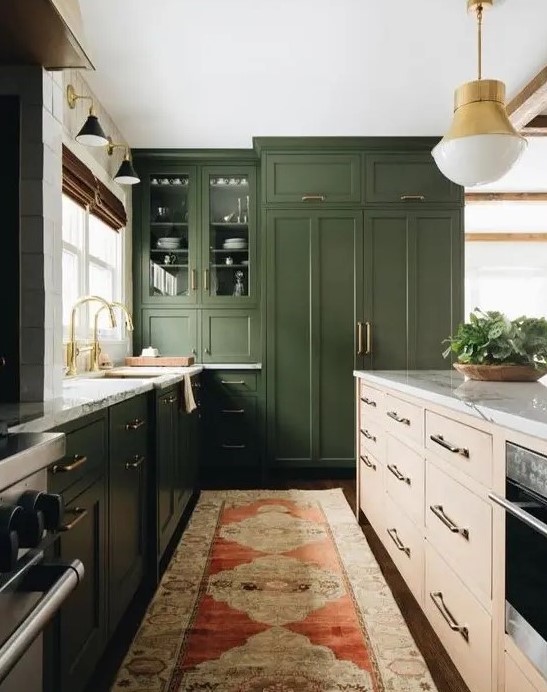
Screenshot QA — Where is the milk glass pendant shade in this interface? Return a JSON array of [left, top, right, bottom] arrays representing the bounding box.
[[432, 1, 527, 187]]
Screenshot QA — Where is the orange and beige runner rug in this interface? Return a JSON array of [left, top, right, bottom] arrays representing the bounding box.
[[113, 489, 436, 691]]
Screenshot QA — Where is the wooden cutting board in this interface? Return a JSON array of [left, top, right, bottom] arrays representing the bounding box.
[[124, 356, 195, 367]]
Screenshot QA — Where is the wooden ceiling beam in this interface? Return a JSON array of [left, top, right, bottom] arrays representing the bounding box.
[[507, 66, 547, 130], [466, 192, 547, 203], [521, 114, 547, 137]]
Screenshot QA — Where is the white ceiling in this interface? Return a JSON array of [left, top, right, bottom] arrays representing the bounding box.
[[79, 0, 547, 150]]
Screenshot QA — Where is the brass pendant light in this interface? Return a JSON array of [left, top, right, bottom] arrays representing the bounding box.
[[432, 0, 527, 187]]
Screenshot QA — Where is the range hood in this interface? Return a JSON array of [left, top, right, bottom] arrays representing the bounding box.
[[0, 0, 93, 70]]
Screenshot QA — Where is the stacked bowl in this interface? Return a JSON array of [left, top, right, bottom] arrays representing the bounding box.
[[157, 237, 181, 250]]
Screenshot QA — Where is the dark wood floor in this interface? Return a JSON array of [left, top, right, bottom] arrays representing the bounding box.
[[93, 475, 469, 692]]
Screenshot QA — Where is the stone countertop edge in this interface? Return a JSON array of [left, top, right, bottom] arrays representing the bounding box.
[[6, 366, 204, 434], [200, 363, 262, 370], [354, 369, 547, 442]]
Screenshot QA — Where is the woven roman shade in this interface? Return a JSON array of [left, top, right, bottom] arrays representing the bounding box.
[[62, 145, 127, 230]]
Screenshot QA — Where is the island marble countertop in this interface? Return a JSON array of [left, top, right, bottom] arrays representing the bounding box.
[[3, 366, 203, 433], [354, 369, 547, 441]]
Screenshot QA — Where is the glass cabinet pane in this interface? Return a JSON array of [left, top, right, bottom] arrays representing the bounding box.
[[148, 174, 191, 298], [207, 175, 250, 298]]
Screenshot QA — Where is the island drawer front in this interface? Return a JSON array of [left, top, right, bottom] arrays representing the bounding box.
[[359, 451, 384, 533], [359, 418, 385, 462], [426, 462, 492, 606], [49, 417, 107, 497], [385, 434, 425, 527], [384, 393, 423, 445], [359, 382, 385, 419], [383, 493, 424, 606], [425, 410, 493, 486], [504, 651, 539, 692], [109, 394, 148, 457], [425, 542, 492, 692]]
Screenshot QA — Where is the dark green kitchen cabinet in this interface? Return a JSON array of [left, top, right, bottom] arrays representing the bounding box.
[[363, 209, 463, 371], [264, 153, 362, 205], [364, 152, 462, 205], [139, 308, 198, 357], [201, 309, 259, 363], [108, 395, 148, 635], [266, 209, 363, 469]]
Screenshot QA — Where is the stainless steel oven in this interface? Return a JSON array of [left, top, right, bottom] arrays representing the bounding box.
[[0, 432, 84, 691], [490, 442, 547, 681]]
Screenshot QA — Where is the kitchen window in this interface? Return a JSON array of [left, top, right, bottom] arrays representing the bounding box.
[[62, 194, 124, 339]]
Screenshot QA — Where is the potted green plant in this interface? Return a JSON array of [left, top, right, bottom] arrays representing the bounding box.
[[443, 309, 547, 381]]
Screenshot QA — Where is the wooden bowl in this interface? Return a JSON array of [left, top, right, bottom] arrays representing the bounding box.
[[453, 363, 547, 382]]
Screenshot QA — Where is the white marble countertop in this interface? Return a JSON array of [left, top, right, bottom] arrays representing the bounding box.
[[3, 366, 203, 434], [201, 363, 262, 370], [354, 369, 547, 441]]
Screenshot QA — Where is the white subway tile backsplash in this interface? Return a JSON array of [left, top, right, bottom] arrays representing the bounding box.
[[21, 253, 45, 291], [21, 290, 45, 328], [20, 180, 43, 216], [21, 328, 45, 365], [20, 216, 44, 254]]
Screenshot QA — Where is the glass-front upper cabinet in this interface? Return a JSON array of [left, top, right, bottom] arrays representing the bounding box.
[[201, 166, 257, 305], [145, 168, 197, 303]]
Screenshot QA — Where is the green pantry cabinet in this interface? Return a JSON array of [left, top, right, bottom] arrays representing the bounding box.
[[132, 153, 261, 362], [258, 140, 464, 470], [44, 385, 198, 692]]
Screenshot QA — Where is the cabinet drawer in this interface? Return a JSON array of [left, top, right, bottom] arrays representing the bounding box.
[[358, 450, 384, 532], [383, 494, 424, 605], [359, 381, 384, 419], [265, 153, 362, 204], [212, 397, 258, 443], [208, 370, 258, 394], [505, 651, 540, 692], [385, 434, 425, 527], [109, 394, 148, 456], [425, 542, 492, 692], [359, 418, 385, 462], [365, 153, 461, 204], [49, 418, 107, 498], [426, 410, 493, 486], [426, 462, 492, 606], [384, 393, 423, 446]]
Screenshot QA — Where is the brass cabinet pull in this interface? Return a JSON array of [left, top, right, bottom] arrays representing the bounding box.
[[60, 507, 88, 532], [191, 268, 197, 291], [222, 444, 246, 449], [387, 464, 411, 485], [361, 429, 376, 442], [387, 528, 411, 557], [430, 434, 469, 458], [220, 380, 245, 385], [125, 454, 145, 470], [360, 454, 376, 470], [301, 194, 325, 202], [222, 409, 245, 414], [365, 321, 372, 355], [50, 454, 87, 475], [203, 269, 210, 291], [386, 411, 410, 425], [401, 194, 425, 201], [357, 322, 364, 355], [430, 591, 469, 641], [429, 504, 469, 540], [125, 418, 145, 431], [164, 395, 177, 404], [361, 396, 376, 408]]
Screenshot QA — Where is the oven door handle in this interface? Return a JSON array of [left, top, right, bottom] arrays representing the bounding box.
[[489, 492, 547, 539], [0, 560, 84, 685]]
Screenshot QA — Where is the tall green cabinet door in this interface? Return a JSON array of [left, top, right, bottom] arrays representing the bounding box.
[[266, 209, 363, 468]]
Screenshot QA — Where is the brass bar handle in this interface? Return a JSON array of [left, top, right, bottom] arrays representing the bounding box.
[[60, 507, 88, 532], [222, 409, 245, 414], [361, 429, 376, 442], [301, 194, 325, 202], [360, 454, 376, 471], [50, 455, 87, 475], [386, 410, 410, 425], [203, 269, 210, 292], [168, 396, 178, 404], [401, 194, 425, 201], [191, 268, 197, 291], [361, 396, 377, 408], [125, 455, 145, 470], [387, 464, 411, 485], [429, 504, 469, 540], [220, 380, 245, 385], [365, 321, 372, 355], [357, 322, 364, 355], [430, 592, 469, 641], [430, 434, 469, 458], [222, 444, 246, 449], [387, 528, 411, 557], [125, 418, 145, 431]]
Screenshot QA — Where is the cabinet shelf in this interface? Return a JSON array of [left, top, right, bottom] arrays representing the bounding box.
[[211, 264, 248, 269], [152, 263, 188, 268], [210, 249, 248, 254], [210, 223, 248, 229], [150, 222, 188, 227], [150, 248, 188, 253]]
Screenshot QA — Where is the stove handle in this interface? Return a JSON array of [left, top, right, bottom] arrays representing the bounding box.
[[0, 560, 84, 685], [489, 492, 547, 539]]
